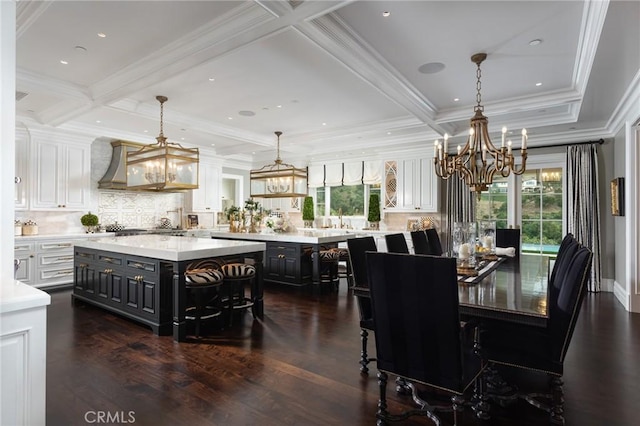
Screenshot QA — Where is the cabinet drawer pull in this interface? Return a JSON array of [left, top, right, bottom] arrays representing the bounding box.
[[79, 263, 88, 268], [131, 263, 144, 269], [103, 257, 116, 263], [57, 256, 74, 261], [57, 243, 72, 248], [104, 268, 113, 274], [56, 271, 73, 276]]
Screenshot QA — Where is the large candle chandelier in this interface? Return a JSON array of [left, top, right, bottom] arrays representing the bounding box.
[[250, 131, 308, 198], [434, 53, 527, 196], [126, 96, 199, 191]]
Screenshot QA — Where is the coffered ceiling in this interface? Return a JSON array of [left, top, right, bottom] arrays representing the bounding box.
[[15, 0, 640, 166]]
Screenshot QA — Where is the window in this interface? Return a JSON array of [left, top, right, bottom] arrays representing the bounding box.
[[521, 167, 563, 255], [312, 184, 381, 218], [475, 176, 508, 228]]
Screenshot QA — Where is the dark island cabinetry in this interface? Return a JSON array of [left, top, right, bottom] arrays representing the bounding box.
[[264, 242, 313, 286], [73, 247, 172, 334]]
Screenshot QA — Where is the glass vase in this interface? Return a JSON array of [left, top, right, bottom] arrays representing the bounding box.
[[478, 220, 497, 259]]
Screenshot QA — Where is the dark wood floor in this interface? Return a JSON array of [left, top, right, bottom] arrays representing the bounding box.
[[46, 282, 640, 426]]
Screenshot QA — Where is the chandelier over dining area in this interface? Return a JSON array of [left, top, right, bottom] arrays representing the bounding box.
[[126, 96, 199, 191], [250, 131, 308, 198], [434, 53, 527, 196]]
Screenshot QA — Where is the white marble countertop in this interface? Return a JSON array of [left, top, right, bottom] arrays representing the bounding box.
[[209, 230, 356, 244], [15, 232, 112, 241], [0, 280, 51, 314], [74, 235, 266, 261]]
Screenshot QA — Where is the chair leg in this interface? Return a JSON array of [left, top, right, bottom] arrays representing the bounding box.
[[376, 371, 389, 426], [549, 376, 565, 425], [360, 328, 369, 373]]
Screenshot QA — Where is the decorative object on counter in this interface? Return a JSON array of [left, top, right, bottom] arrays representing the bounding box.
[[158, 217, 172, 229], [250, 131, 308, 198], [187, 214, 199, 229], [80, 212, 99, 233], [406, 216, 436, 231], [15, 220, 22, 236], [433, 53, 527, 198], [244, 198, 262, 233], [302, 196, 315, 228], [453, 222, 477, 276], [477, 220, 497, 260], [22, 220, 39, 236], [225, 205, 241, 233], [367, 193, 381, 230], [105, 222, 125, 232], [125, 95, 199, 191], [265, 213, 295, 233]]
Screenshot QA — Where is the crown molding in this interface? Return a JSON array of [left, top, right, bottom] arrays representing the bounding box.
[[573, 0, 610, 95], [607, 69, 640, 134]]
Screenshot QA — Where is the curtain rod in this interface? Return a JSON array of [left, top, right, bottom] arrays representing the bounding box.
[[526, 138, 604, 150]]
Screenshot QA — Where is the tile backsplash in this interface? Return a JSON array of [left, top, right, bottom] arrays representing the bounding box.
[[97, 190, 184, 229]]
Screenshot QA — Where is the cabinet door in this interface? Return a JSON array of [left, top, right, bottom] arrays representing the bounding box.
[[384, 158, 439, 212], [190, 162, 221, 212], [14, 242, 35, 284], [31, 141, 89, 210], [15, 129, 29, 210], [416, 157, 439, 212]]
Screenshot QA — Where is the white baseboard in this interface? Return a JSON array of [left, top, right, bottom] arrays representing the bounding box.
[[613, 280, 631, 311]]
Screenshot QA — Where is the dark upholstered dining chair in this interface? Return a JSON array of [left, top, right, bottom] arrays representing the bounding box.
[[410, 230, 431, 255], [384, 233, 409, 254], [496, 228, 521, 256], [346, 236, 378, 373], [480, 246, 593, 425], [425, 228, 444, 256], [366, 252, 489, 424]]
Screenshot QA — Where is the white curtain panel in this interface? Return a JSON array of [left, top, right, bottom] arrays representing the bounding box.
[[308, 165, 325, 188], [325, 163, 343, 187], [363, 160, 382, 184], [343, 161, 363, 185], [566, 144, 601, 291]]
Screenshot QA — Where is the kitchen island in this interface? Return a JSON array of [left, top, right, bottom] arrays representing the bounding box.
[[209, 230, 354, 287], [73, 235, 265, 342]]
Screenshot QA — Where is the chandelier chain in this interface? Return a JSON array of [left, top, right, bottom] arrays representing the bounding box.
[[476, 62, 482, 108]]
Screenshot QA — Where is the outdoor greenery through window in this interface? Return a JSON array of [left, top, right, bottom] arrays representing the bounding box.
[[521, 168, 563, 254], [475, 166, 564, 255], [314, 184, 381, 217]]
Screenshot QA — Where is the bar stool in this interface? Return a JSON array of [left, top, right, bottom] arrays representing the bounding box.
[[334, 247, 354, 287], [184, 265, 224, 338], [220, 263, 256, 327], [318, 249, 341, 291]]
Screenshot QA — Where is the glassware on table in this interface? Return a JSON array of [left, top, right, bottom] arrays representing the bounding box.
[[453, 222, 477, 275], [478, 220, 497, 260]]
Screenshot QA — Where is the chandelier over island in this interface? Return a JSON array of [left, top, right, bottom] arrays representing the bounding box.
[[126, 96, 199, 191], [250, 131, 308, 198], [434, 53, 527, 196]]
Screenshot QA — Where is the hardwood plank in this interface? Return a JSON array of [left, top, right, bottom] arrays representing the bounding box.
[[46, 284, 640, 425]]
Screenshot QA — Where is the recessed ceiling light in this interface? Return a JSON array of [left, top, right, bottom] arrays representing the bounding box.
[[276, 105, 282, 108], [387, 132, 392, 135], [144, 130, 148, 133], [453, 98, 460, 102], [418, 62, 445, 74], [211, 143, 215, 147], [382, 11, 391, 17], [97, 33, 106, 38], [181, 137, 185, 141], [536, 82, 543, 87], [95, 120, 101, 123], [227, 117, 233, 120], [60, 60, 68, 65], [322, 122, 327, 126], [529, 38, 543, 46]]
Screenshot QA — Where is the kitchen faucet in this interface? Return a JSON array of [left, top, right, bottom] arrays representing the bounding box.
[[166, 207, 183, 229]]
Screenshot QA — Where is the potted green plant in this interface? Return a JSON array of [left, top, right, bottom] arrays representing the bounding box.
[[302, 196, 315, 228], [367, 194, 381, 230], [80, 211, 99, 233]]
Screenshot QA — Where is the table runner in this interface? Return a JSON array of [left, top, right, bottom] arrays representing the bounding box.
[[458, 257, 506, 284]]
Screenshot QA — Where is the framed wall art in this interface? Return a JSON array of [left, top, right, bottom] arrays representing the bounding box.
[[610, 177, 624, 216]]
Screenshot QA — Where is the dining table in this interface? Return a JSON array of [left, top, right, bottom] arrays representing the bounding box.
[[457, 254, 550, 328]]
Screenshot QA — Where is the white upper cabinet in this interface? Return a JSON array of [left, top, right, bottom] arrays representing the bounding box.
[[187, 161, 221, 212], [31, 138, 90, 211], [15, 127, 29, 210], [383, 157, 439, 212]]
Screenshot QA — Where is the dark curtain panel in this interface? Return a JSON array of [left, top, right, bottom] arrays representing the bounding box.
[[444, 177, 476, 254], [566, 144, 602, 291]]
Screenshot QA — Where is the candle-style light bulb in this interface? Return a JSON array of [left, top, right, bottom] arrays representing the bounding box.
[[521, 128, 528, 150], [501, 126, 507, 148], [444, 133, 449, 154], [507, 140, 512, 155], [434, 140, 439, 158]]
